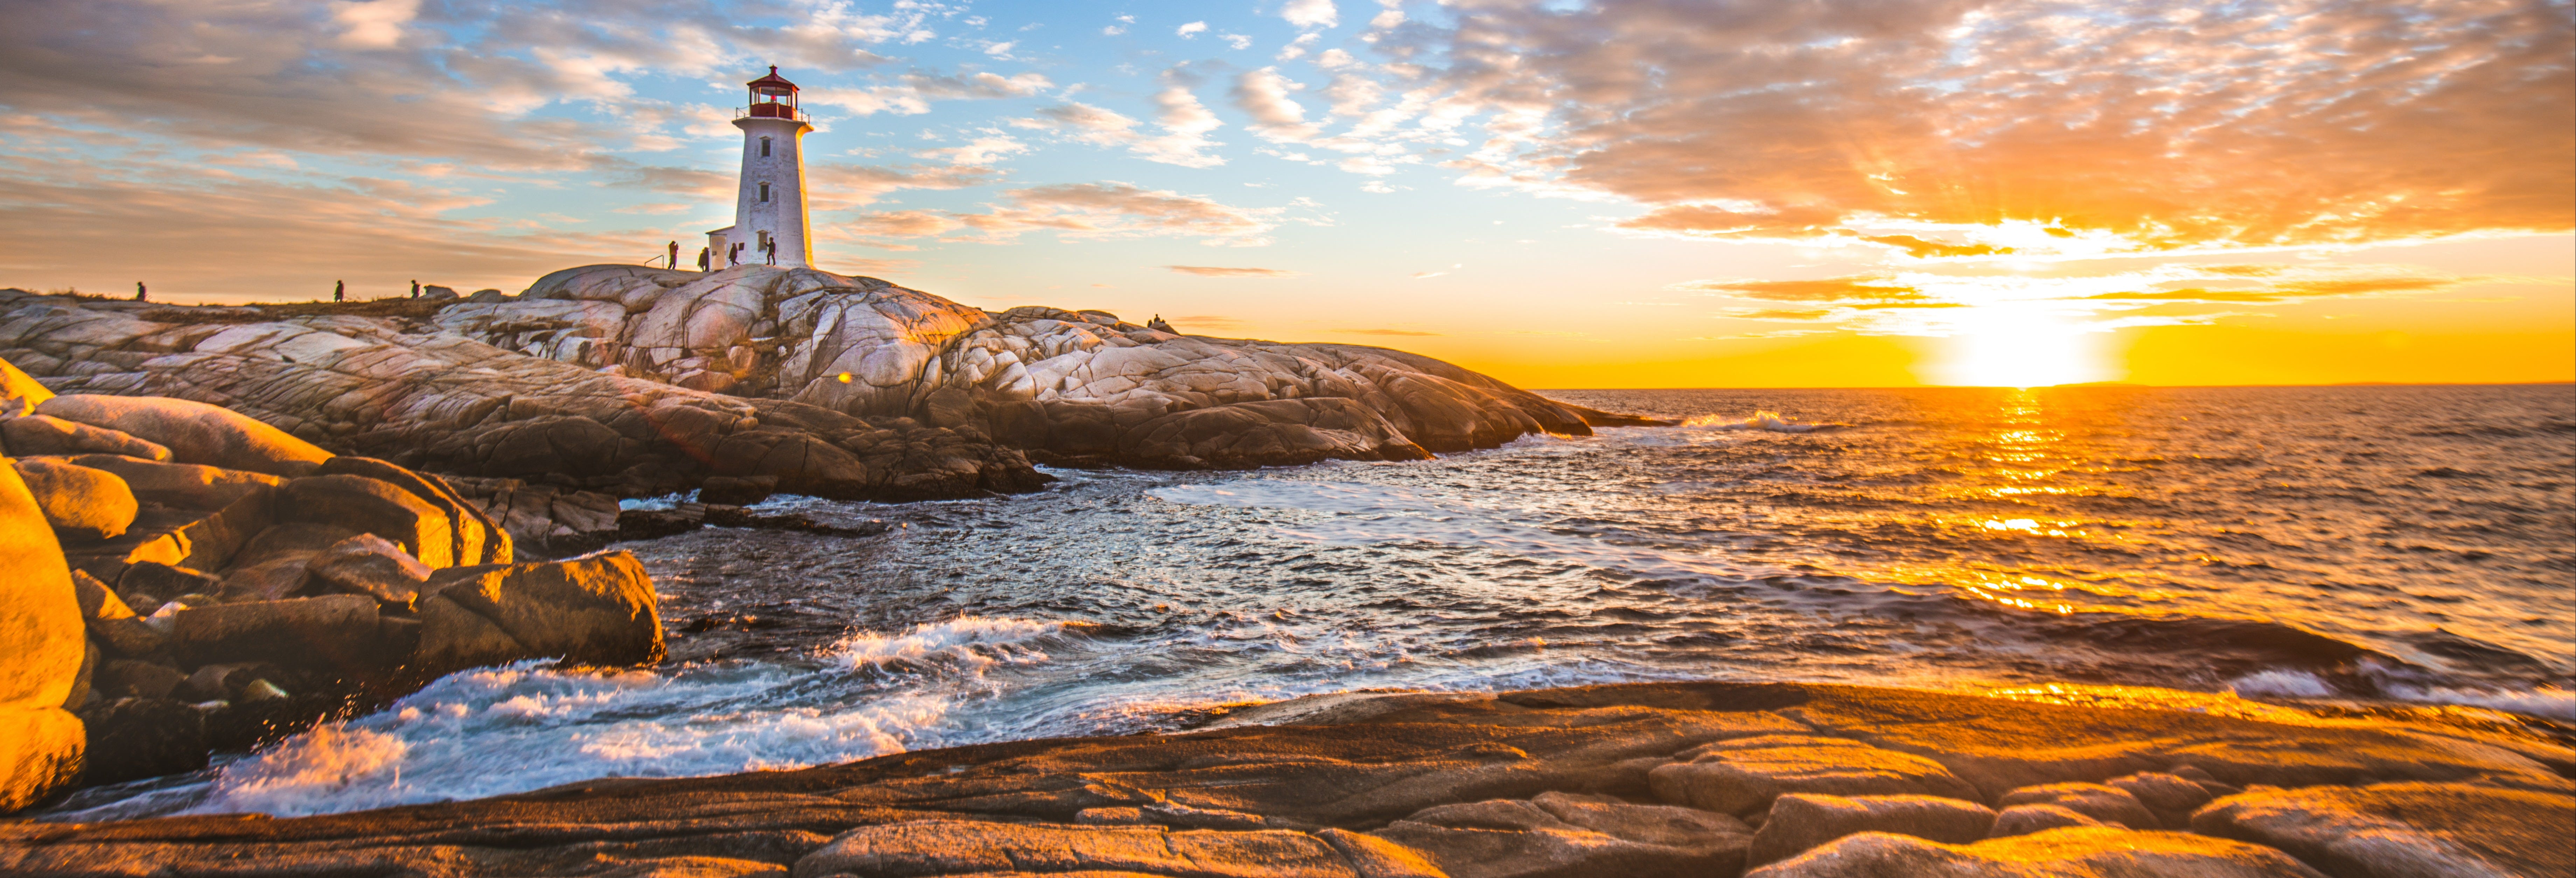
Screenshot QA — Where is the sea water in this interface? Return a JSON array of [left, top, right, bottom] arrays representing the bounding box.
[[44, 385, 2576, 820]]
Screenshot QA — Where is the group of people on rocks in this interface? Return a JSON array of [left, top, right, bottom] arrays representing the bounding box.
[[676, 239, 778, 272]]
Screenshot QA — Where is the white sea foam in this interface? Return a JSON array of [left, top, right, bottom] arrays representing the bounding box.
[[2226, 669, 2337, 698], [832, 617, 1067, 672], [1683, 410, 1829, 432], [2384, 684, 2576, 721]]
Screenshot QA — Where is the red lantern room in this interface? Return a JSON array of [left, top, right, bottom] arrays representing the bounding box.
[[744, 65, 800, 120]]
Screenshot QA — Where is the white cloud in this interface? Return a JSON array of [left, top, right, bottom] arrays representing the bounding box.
[[914, 135, 1028, 166], [330, 0, 419, 49], [1231, 68, 1318, 142], [1282, 0, 1339, 29], [1222, 33, 1254, 50], [847, 182, 1284, 246], [1176, 21, 1208, 38]]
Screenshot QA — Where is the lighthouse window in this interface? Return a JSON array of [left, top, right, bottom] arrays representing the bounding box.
[[759, 182, 771, 202], [760, 137, 771, 157]]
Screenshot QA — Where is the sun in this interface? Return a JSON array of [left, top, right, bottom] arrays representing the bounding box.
[[1925, 306, 2115, 387]]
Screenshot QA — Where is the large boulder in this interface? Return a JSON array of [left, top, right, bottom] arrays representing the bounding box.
[[69, 570, 163, 659], [279, 475, 455, 568], [0, 355, 51, 416], [306, 534, 431, 611], [1995, 781, 2158, 829], [58, 455, 278, 511], [412, 551, 661, 676], [1744, 827, 2328, 877], [316, 456, 508, 566], [1, 415, 172, 461], [2192, 782, 2575, 878], [1649, 735, 1983, 816], [1370, 791, 1755, 878], [1745, 794, 1996, 868], [165, 594, 387, 669], [0, 459, 87, 812], [35, 394, 331, 477], [73, 697, 207, 787], [10, 457, 138, 541]]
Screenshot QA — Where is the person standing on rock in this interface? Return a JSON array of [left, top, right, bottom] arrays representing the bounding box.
[[763, 239, 778, 266], [411, 280, 420, 298], [729, 243, 744, 267], [134, 282, 146, 302], [697, 247, 711, 272], [333, 280, 344, 302], [667, 240, 679, 270]]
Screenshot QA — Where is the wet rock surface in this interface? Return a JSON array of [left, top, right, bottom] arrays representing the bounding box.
[[1, 681, 2565, 878]]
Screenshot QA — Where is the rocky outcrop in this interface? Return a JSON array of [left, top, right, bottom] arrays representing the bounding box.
[[431, 265, 1664, 469], [0, 291, 1046, 500], [0, 458, 86, 812], [2, 681, 2565, 876], [0, 370, 673, 810]]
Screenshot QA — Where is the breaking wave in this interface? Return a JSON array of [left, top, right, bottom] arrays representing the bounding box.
[[1683, 410, 1833, 432]]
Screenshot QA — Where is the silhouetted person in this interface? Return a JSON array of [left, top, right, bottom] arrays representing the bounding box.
[[729, 243, 744, 266], [668, 241, 680, 269], [697, 247, 711, 272], [764, 239, 777, 265], [411, 279, 420, 298], [134, 282, 147, 302], [334, 280, 344, 302]]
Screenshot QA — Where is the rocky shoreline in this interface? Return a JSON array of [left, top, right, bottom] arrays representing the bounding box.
[[1, 360, 667, 809], [3, 681, 2567, 877]]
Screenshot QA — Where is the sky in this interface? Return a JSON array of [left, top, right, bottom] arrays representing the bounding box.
[[1, 0, 2569, 388]]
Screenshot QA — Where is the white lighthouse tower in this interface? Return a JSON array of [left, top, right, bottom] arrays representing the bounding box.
[[706, 66, 813, 270]]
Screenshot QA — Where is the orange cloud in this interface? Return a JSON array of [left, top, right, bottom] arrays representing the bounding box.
[[1432, 0, 2573, 253]]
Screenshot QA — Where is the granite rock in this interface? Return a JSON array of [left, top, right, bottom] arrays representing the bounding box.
[[0, 299, 1045, 501], [425, 266, 1662, 470], [1745, 793, 1997, 868], [11, 457, 137, 541], [1995, 781, 2158, 829], [1744, 827, 2330, 877], [0, 459, 85, 812], [1, 681, 2568, 872], [1, 414, 172, 461], [1649, 734, 1982, 816], [2191, 781, 2575, 878]]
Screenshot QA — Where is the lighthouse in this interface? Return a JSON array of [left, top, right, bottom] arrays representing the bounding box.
[[706, 66, 813, 270]]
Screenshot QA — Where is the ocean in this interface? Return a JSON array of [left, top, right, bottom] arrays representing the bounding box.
[[44, 384, 2576, 820]]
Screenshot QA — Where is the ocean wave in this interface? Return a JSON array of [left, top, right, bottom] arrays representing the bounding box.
[[831, 617, 1071, 674], [1682, 410, 1835, 432], [2382, 684, 2576, 721]]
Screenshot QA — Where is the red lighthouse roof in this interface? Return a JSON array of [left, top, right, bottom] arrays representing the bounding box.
[[746, 65, 798, 96]]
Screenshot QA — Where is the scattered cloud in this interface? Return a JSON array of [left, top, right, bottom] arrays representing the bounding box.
[[1232, 68, 1319, 142], [845, 182, 1284, 246], [1176, 21, 1208, 38], [1403, 0, 2573, 253], [1282, 0, 1340, 30], [1165, 265, 1299, 277]]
